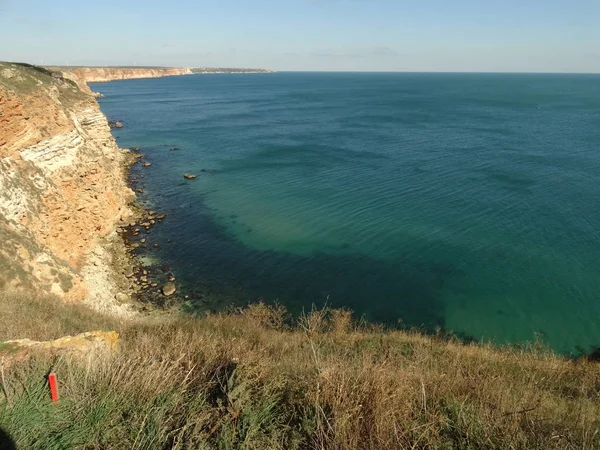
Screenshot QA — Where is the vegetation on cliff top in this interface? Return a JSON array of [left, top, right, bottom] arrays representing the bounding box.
[[0, 62, 84, 100], [0, 290, 599, 449]]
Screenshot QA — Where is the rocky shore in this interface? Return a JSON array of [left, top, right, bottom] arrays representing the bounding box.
[[0, 62, 195, 317]]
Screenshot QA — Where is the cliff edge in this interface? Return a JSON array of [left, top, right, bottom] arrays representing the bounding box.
[[0, 63, 135, 315], [63, 66, 193, 83]]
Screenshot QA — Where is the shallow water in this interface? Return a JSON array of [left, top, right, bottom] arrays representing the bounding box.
[[93, 72, 600, 355]]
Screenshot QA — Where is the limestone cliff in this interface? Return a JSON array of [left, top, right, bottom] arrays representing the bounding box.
[[60, 67, 193, 83], [0, 63, 135, 315]]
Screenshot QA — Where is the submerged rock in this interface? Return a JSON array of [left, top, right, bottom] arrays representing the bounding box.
[[162, 282, 176, 296], [108, 120, 123, 129], [588, 348, 600, 362], [170, 147, 179, 151], [183, 173, 197, 179]]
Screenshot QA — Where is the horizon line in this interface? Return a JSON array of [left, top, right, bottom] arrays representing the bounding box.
[[3, 61, 599, 75]]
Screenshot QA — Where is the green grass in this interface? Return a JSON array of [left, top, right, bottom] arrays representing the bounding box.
[[0, 292, 599, 449], [0, 62, 87, 103]]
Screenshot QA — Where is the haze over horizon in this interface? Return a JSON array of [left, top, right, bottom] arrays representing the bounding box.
[[1, 0, 599, 73]]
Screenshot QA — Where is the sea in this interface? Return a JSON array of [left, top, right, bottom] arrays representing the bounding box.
[[91, 72, 600, 355]]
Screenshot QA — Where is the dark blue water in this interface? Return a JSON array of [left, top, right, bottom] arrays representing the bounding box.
[[92, 72, 600, 355]]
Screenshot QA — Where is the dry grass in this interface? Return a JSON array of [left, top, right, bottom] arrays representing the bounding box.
[[1, 293, 599, 449], [0, 288, 121, 342]]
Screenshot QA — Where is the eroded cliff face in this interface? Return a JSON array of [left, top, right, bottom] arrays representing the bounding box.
[[67, 67, 193, 83], [0, 63, 135, 314]]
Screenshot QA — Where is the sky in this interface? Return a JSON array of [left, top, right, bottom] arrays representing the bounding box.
[[1, 0, 599, 73]]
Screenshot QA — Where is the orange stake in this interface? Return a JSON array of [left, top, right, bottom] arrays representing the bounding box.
[[48, 373, 59, 403]]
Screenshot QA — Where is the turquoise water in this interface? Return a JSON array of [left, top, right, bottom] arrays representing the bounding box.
[[92, 72, 600, 355]]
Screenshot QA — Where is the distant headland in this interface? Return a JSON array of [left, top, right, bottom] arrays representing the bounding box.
[[45, 66, 274, 84]]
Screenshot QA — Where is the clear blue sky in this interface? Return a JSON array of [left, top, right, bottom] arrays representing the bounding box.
[[1, 0, 599, 72]]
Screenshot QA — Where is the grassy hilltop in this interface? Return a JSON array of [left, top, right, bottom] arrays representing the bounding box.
[[1, 290, 599, 449]]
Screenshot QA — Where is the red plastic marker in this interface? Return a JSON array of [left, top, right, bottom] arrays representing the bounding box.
[[48, 373, 59, 403]]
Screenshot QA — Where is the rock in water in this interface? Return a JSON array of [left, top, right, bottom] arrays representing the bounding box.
[[170, 147, 179, 151], [142, 162, 152, 167], [183, 174, 197, 179], [162, 282, 176, 296], [108, 120, 123, 129]]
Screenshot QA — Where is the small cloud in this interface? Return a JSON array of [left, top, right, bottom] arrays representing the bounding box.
[[311, 50, 365, 58], [10, 14, 55, 28], [371, 47, 399, 57], [310, 47, 399, 59]]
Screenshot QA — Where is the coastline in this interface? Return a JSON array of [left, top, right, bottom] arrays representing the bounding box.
[[0, 63, 139, 316], [47, 66, 275, 86], [0, 62, 273, 317], [2, 63, 600, 449]]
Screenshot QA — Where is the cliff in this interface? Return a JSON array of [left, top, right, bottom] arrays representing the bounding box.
[[63, 66, 193, 83], [46, 66, 274, 90], [0, 62, 135, 315]]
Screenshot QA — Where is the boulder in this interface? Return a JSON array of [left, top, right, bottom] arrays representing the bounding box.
[[142, 162, 151, 167], [108, 120, 123, 129], [115, 292, 130, 303], [1, 331, 119, 366], [183, 174, 197, 179], [162, 282, 176, 296]]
